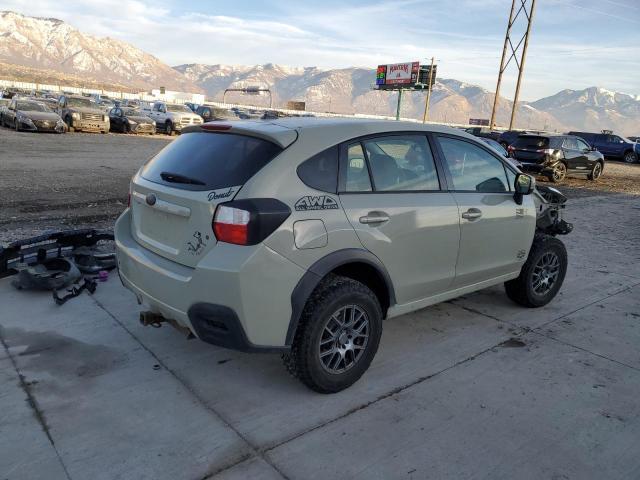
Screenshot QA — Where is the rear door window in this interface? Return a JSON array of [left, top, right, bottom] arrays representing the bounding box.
[[140, 132, 283, 191], [361, 135, 440, 191], [512, 136, 550, 149], [345, 143, 372, 192]]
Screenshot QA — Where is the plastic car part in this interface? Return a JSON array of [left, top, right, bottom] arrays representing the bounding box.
[[72, 245, 116, 273], [11, 257, 81, 291], [0, 229, 114, 279]]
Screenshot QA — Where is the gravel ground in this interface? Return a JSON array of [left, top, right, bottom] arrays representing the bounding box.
[[1, 126, 639, 244]]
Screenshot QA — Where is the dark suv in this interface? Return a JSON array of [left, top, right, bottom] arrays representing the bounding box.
[[509, 134, 604, 183], [568, 131, 638, 163]]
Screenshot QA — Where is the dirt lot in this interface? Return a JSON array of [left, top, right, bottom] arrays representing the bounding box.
[[2, 126, 640, 243], [1, 127, 640, 479]]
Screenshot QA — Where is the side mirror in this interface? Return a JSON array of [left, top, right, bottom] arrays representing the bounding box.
[[514, 173, 535, 205]]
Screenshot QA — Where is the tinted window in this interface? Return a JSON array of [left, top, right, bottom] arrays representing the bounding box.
[[141, 132, 283, 191], [513, 136, 550, 149], [345, 143, 372, 192], [563, 137, 579, 150], [437, 137, 509, 193], [297, 146, 339, 193], [362, 135, 439, 191], [576, 138, 590, 151]]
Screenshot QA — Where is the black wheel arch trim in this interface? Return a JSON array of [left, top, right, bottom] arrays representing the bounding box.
[[285, 248, 396, 346]]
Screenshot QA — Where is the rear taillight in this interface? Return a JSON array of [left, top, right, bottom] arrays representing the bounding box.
[[213, 206, 250, 245], [212, 199, 291, 246]]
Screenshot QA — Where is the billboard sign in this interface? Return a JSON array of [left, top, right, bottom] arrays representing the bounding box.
[[469, 118, 490, 126], [417, 65, 438, 87], [376, 61, 420, 89]]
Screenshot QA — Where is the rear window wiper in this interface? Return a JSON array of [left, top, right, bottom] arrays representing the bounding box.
[[160, 171, 206, 186]]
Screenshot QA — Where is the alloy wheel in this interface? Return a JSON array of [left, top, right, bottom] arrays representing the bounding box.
[[318, 304, 369, 374], [532, 252, 560, 295], [553, 163, 566, 182], [624, 152, 637, 164], [592, 163, 602, 179]]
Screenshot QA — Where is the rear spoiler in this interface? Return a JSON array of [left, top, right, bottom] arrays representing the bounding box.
[[0, 229, 113, 279], [183, 121, 299, 148]]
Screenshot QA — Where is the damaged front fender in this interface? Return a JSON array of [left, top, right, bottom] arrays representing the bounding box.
[[533, 185, 573, 236]]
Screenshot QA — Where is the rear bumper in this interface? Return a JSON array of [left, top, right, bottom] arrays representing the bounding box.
[[519, 161, 556, 176], [114, 209, 304, 350]]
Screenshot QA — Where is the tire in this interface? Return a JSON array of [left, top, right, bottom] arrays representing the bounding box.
[[505, 234, 568, 308], [14, 118, 19, 131], [165, 121, 174, 136], [282, 275, 383, 393], [588, 161, 603, 181], [123, 123, 130, 134], [549, 162, 567, 183], [623, 151, 637, 164]]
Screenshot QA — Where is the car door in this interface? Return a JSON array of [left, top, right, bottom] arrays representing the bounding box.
[[595, 134, 612, 156], [575, 137, 596, 169], [338, 133, 460, 304], [433, 135, 536, 288], [6, 99, 16, 125], [561, 136, 584, 170]]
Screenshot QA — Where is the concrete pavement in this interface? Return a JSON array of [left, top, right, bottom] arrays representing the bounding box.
[[1, 192, 639, 479]]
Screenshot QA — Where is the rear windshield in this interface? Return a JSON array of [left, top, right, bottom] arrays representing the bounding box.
[[140, 132, 283, 191], [513, 136, 549, 149]]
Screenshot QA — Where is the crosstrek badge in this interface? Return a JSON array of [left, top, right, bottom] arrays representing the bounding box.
[[295, 195, 339, 211]]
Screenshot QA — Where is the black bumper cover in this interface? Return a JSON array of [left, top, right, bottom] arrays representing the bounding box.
[[187, 303, 288, 353]]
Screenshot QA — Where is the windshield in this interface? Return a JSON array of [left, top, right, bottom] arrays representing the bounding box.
[[124, 109, 143, 116], [167, 104, 192, 113], [67, 97, 96, 108], [17, 101, 49, 112]]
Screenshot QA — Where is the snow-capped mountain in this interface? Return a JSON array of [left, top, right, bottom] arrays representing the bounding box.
[[175, 63, 565, 130], [0, 11, 200, 92], [530, 87, 640, 136], [0, 11, 637, 134]]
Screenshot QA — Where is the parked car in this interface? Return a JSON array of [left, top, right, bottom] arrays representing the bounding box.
[[2, 98, 65, 133], [479, 137, 523, 169], [115, 119, 572, 393], [568, 131, 638, 163], [464, 127, 500, 141], [57, 95, 109, 133], [509, 134, 604, 183], [185, 102, 199, 112], [195, 105, 235, 122], [0, 98, 10, 124], [145, 102, 203, 135], [109, 107, 156, 134], [627, 136, 639, 143]]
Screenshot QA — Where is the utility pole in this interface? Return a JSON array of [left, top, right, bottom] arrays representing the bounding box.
[[395, 89, 403, 120], [422, 56, 435, 123], [489, 0, 537, 130]]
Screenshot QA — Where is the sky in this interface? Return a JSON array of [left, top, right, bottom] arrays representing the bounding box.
[[4, 0, 640, 100]]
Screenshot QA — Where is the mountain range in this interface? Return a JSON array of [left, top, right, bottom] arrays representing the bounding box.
[[1, 10, 638, 135]]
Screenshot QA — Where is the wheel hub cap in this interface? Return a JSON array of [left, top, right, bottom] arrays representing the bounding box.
[[319, 305, 369, 374], [532, 252, 560, 295]]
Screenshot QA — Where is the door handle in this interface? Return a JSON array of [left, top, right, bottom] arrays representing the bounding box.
[[359, 212, 390, 225], [461, 208, 482, 221]]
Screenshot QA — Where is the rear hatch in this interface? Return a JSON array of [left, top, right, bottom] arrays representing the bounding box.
[[510, 135, 550, 163], [130, 126, 292, 267]]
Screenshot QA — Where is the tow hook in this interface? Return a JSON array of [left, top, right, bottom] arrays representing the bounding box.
[[139, 310, 195, 339], [140, 311, 165, 328]]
